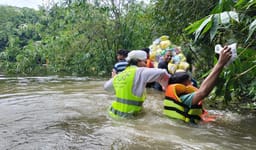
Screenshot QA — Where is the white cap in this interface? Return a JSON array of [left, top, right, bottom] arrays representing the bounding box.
[[125, 50, 147, 61]]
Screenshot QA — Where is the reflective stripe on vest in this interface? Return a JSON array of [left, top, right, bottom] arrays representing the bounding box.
[[116, 97, 143, 106], [109, 107, 137, 118], [164, 84, 203, 123]]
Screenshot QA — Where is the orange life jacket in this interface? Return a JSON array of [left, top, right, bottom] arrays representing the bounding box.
[[164, 84, 203, 123]]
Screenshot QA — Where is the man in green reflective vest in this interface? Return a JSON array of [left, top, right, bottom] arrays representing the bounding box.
[[104, 50, 170, 119]]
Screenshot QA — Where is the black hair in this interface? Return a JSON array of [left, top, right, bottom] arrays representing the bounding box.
[[168, 72, 190, 84], [141, 48, 150, 54], [127, 59, 139, 66], [117, 49, 129, 57]]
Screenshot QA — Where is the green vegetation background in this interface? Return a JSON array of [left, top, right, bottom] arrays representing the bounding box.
[[0, 0, 255, 110]]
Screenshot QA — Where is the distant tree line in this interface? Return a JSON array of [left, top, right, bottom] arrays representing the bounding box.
[[0, 0, 255, 109]]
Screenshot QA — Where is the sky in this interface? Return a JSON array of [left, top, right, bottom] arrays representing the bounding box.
[[0, 0, 47, 10], [0, 0, 150, 10]]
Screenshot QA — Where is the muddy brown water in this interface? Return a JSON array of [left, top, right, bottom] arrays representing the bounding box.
[[0, 76, 255, 150]]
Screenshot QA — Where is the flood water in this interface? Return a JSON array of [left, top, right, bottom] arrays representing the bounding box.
[[0, 75, 255, 150]]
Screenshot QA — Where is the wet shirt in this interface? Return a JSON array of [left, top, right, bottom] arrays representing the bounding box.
[[180, 93, 195, 108], [113, 60, 128, 74], [104, 66, 170, 97], [158, 61, 169, 72]]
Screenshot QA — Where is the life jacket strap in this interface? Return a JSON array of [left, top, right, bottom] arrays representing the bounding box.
[[164, 105, 189, 117], [165, 96, 202, 109], [164, 106, 201, 122], [165, 96, 189, 108]]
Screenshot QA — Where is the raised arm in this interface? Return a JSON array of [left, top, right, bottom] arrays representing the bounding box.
[[192, 46, 232, 105]]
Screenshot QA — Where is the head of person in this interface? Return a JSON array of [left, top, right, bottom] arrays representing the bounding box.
[[162, 49, 172, 62], [117, 49, 129, 61], [175, 47, 181, 54], [168, 71, 191, 85], [141, 48, 150, 58], [126, 50, 147, 67]]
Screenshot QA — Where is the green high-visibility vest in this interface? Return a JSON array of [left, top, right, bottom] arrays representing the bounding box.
[[109, 66, 145, 118]]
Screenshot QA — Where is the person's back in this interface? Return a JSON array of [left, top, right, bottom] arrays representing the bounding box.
[[163, 72, 202, 123], [112, 49, 129, 77], [104, 50, 170, 119], [163, 46, 233, 123], [113, 60, 128, 74]]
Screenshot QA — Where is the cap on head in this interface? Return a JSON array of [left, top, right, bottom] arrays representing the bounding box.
[[125, 50, 147, 61]]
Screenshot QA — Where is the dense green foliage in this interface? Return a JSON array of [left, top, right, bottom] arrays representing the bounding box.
[[0, 1, 154, 76], [151, 0, 217, 43], [185, 0, 256, 108], [0, 0, 255, 109]]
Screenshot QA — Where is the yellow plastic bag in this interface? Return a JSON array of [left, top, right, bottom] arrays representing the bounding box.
[[160, 35, 169, 41], [168, 63, 177, 74], [160, 40, 171, 50]]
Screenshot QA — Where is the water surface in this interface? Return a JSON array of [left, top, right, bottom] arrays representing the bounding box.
[[0, 76, 255, 150]]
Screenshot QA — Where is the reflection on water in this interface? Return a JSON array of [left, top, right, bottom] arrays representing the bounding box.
[[0, 76, 255, 150]]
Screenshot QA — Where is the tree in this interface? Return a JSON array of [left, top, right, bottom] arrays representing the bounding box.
[[185, 0, 256, 108]]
